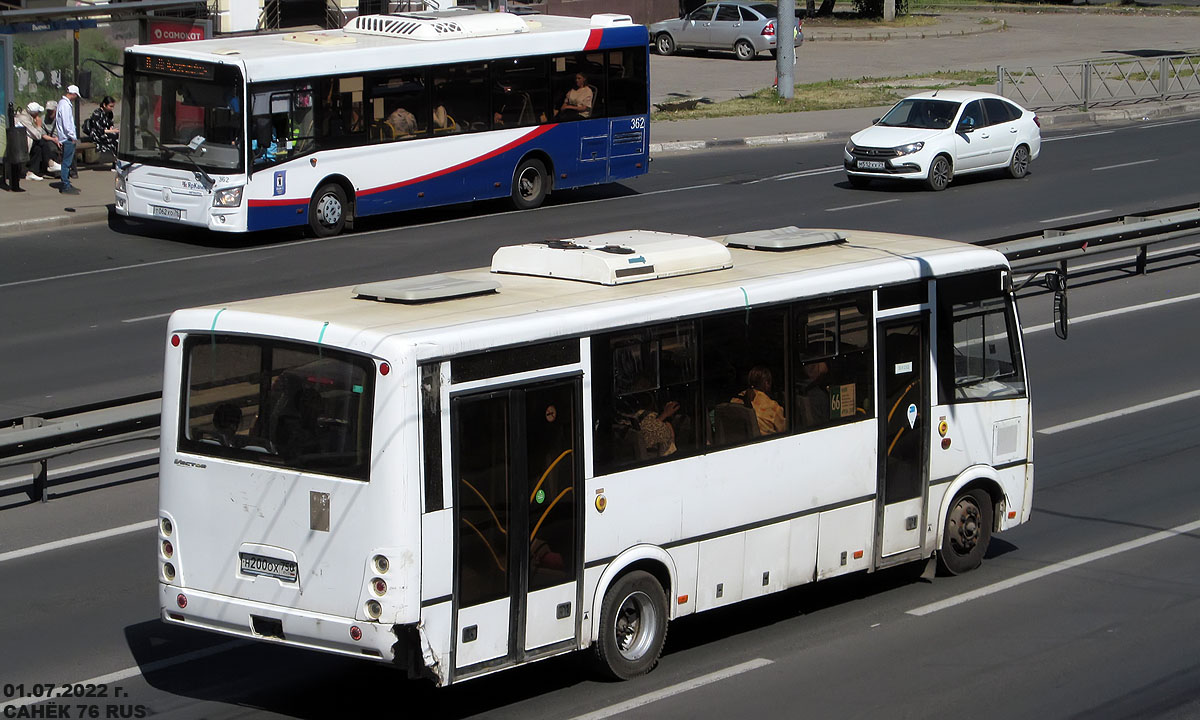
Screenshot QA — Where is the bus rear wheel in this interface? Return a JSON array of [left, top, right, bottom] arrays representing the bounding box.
[[592, 570, 668, 680], [939, 488, 993, 575], [309, 183, 348, 237], [511, 158, 549, 210]]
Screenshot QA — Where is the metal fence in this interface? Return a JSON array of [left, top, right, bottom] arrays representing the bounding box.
[[997, 53, 1200, 111]]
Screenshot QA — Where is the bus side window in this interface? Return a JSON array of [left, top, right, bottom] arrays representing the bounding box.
[[937, 271, 1025, 402], [702, 306, 788, 448], [793, 296, 872, 430]]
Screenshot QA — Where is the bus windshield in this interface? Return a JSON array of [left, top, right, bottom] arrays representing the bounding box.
[[122, 58, 244, 172]]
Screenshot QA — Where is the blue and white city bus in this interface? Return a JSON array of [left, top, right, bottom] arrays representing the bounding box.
[[116, 10, 649, 235]]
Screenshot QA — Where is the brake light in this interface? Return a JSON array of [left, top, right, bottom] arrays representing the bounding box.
[[1033, 115, 1041, 128], [762, 21, 775, 36]]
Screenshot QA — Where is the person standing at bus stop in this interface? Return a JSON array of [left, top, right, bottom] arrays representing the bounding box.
[[55, 84, 81, 195]]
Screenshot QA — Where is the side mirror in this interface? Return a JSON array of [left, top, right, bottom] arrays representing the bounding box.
[[1047, 271, 1068, 340], [871, 117, 880, 125], [957, 120, 974, 134]]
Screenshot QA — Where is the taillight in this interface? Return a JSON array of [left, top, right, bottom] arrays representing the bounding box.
[[372, 578, 387, 596], [177, 593, 187, 608], [762, 21, 775, 36], [1033, 115, 1041, 128]]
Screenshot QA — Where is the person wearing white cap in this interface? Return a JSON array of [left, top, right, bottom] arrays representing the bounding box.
[[14, 101, 59, 181], [55, 84, 81, 194]]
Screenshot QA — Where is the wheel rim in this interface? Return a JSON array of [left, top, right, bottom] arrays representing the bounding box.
[[930, 158, 950, 189], [736, 42, 753, 59], [947, 496, 982, 555], [518, 166, 542, 201], [315, 192, 342, 228], [658, 36, 672, 53], [1012, 147, 1029, 175], [614, 591, 658, 661]]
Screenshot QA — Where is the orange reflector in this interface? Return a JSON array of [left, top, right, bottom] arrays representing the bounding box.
[[853, 550, 864, 559], [677, 595, 689, 604], [1008, 511, 1016, 519]]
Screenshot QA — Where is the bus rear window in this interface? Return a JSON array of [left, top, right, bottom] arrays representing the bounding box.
[[179, 335, 374, 480]]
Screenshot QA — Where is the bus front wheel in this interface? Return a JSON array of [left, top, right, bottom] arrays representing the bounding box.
[[939, 488, 993, 575], [309, 183, 348, 237], [511, 158, 548, 210], [592, 570, 668, 680]]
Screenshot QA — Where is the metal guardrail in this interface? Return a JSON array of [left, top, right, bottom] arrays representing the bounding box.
[[997, 53, 1200, 111], [0, 395, 161, 503], [1, 206, 1197, 505]]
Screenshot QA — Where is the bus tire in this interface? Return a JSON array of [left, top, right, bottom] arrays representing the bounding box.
[[309, 183, 348, 237], [511, 158, 548, 210], [938, 488, 993, 576], [592, 570, 668, 680]]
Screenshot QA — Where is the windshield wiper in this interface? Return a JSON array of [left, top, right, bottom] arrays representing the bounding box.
[[146, 132, 215, 191]]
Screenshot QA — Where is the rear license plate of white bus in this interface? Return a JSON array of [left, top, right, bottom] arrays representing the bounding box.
[[239, 552, 298, 583], [152, 205, 183, 220], [857, 160, 886, 170]]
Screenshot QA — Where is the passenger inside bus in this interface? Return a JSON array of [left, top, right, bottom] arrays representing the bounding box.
[[555, 72, 595, 120], [729, 366, 786, 436]]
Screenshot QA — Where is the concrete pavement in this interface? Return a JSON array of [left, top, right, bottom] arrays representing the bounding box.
[[2, 7, 1199, 236]]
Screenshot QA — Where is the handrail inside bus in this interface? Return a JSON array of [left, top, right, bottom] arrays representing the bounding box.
[[462, 517, 506, 572], [530, 486, 574, 543], [529, 449, 573, 504], [460, 479, 508, 538]]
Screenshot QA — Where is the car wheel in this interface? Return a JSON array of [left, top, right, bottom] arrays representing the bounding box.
[[925, 155, 952, 191], [734, 39, 756, 61], [511, 157, 548, 210], [308, 183, 348, 237], [848, 175, 871, 189], [656, 33, 676, 56], [1007, 144, 1031, 179], [769, 49, 778, 59]]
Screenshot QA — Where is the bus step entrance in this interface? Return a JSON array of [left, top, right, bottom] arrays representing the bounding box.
[[251, 615, 286, 640]]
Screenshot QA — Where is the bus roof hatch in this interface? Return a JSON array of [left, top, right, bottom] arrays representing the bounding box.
[[490, 231, 733, 286], [344, 11, 529, 41]]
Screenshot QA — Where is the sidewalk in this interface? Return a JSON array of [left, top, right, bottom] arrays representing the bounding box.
[[3, 8, 1200, 236]]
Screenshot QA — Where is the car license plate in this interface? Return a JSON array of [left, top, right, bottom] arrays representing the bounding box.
[[152, 205, 183, 220], [239, 552, 298, 583], [857, 160, 886, 170]]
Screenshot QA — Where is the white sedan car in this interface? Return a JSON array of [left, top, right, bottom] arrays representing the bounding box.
[[844, 90, 1041, 191]]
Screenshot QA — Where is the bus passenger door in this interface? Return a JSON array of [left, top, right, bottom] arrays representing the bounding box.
[[608, 116, 647, 181], [451, 378, 582, 675], [876, 316, 930, 563]]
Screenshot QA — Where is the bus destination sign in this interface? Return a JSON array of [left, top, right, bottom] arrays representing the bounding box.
[[136, 54, 215, 81]]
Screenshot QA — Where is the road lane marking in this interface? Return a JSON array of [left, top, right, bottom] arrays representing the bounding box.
[[1023, 290, 1200, 334], [1138, 119, 1200, 129], [1038, 209, 1111, 224], [907, 517, 1200, 617], [0, 519, 156, 564], [825, 199, 900, 212], [747, 166, 842, 184], [0, 640, 246, 711], [1092, 158, 1157, 171], [1037, 389, 1200, 435], [1042, 130, 1114, 142], [569, 658, 774, 720], [122, 312, 173, 323]]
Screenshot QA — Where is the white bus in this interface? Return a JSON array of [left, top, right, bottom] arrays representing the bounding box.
[[116, 9, 649, 236], [158, 226, 1033, 685]]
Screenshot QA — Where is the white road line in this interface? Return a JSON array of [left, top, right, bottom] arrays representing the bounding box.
[[748, 166, 842, 184], [122, 312, 173, 324], [1037, 389, 1200, 435], [1023, 290, 1200, 334], [1138, 118, 1200, 129], [0, 519, 156, 564], [569, 658, 774, 720], [908, 517, 1200, 617], [1042, 130, 1114, 142], [825, 198, 900, 213], [0, 640, 246, 711], [1092, 158, 1158, 171], [1038, 209, 1111, 224]]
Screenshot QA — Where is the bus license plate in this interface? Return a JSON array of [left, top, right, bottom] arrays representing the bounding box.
[[239, 552, 298, 583], [152, 205, 183, 220], [857, 160, 886, 170]]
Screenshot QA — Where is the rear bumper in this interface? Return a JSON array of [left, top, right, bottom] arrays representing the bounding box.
[[159, 583, 395, 661]]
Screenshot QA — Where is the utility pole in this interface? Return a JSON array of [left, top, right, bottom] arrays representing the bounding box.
[[884, 0, 895, 22], [776, 0, 796, 99]]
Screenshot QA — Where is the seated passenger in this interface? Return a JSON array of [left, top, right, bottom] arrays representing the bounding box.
[[638, 398, 680, 458], [555, 73, 594, 120], [385, 106, 418, 137], [433, 105, 458, 133], [731, 366, 786, 435], [796, 360, 831, 427]]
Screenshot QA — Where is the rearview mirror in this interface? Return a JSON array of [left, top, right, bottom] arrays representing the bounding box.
[[1047, 271, 1068, 340]]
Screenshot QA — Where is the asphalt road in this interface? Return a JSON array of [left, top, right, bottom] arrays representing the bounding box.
[[1, 116, 1198, 419], [1, 258, 1197, 719]]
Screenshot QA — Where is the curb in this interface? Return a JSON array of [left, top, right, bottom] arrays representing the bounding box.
[[650, 131, 831, 154], [0, 206, 111, 237], [805, 18, 1005, 42]]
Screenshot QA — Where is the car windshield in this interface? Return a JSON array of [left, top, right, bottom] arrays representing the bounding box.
[[878, 99, 959, 130]]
